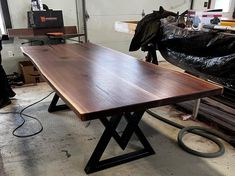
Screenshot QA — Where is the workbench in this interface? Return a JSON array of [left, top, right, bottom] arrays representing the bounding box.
[[8, 26, 84, 44]]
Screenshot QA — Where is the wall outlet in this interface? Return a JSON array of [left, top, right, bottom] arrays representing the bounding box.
[[8, 51, 14, 57], [204, 1, 208, 8]]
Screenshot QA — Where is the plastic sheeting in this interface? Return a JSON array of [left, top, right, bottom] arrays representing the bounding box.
[[160, 22, 235, 57], [129, 9, 235, 90], [160, 48, 235, 89], [159, 20, 235, 90]]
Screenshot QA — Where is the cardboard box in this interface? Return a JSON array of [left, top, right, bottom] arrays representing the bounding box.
[[19, 61, 44, 84]]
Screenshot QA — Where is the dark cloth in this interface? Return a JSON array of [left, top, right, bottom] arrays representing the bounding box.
[[129, 6, 177, 52], [0, 40, 15, 100], [0, 64, 15, 99], [129, 7, 235, 90]]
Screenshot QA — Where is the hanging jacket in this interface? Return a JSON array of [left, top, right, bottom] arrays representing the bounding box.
[[129, 6, 177, 51]]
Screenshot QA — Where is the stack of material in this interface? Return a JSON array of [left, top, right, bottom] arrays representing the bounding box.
[[175, 98, 235, 147]]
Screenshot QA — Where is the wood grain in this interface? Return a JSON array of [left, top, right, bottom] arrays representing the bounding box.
[[21, 43, 223, 121]]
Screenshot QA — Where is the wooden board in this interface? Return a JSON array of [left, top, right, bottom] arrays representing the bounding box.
[[175, 98, 235, 147], [114, 21, 138, 34], [8, 26, 80, 38], [21, 43, 223, 121]]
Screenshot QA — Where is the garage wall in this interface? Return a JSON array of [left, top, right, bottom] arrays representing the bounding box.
[[7, 0, 77, 28], [2, 0, 78, 74], [193, 0, 209, 11], [2, 0, 191, 73], [86, 0, 191, 60]]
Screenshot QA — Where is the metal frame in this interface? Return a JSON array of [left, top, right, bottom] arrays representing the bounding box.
[[48, 93, 155, 174], [192, 98, 201, 119], [48, 93, 70, 112], [85, 111, 155, 173], [143, 44, 159, 65], [82, 0, 88, 42], [0, 0, 12, 31], [75, 0, 88, 43]]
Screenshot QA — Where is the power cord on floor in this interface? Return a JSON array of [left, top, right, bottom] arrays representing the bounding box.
[[0, 94, 226, 154], [146, 109, 225, 158], [0, 91, 54, 138]]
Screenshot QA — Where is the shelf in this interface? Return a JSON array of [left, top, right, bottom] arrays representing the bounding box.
[[114, 21, 138, 34]]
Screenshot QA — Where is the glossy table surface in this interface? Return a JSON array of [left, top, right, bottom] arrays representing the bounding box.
[[21, 43, 223, 120]]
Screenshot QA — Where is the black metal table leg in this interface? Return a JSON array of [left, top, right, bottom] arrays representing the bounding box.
[[48, 93, 70, 112], [143, 43, 158, 65], [48, 94, 155, 173], [85, 111, 155, 174]]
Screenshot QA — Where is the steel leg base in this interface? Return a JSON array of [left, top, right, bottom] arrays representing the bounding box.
[[48, 93, 70, 112], [85, 111, 155, 174]]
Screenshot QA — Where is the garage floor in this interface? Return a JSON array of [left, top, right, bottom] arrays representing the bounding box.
[[0, 64, 235, 176]]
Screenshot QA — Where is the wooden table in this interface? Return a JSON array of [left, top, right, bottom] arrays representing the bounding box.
[[21, 43, 223, 173]]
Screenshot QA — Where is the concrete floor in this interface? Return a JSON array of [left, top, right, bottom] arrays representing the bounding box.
[[0, 65, 235, 176]]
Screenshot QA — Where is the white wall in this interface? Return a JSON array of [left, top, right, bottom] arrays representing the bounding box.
[[86, 0, 191, 60], [211, 0, 235, 18], [3, 0, 191, 73], [193, 0, 209, 11], [194, 0, 235, 17], [2, 0, 78, 74]]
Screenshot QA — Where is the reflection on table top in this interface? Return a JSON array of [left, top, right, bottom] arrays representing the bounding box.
[[21, 43, 223, 120]]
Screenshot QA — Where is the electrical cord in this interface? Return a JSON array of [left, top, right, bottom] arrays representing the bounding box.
[[13, 91, 54, 138], [0, 91, 54, 138], [146, 109, 225, 158], [0, 93, 226, 154]]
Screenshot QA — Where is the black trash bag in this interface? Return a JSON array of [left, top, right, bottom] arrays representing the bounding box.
[[129, 7, 235, 90], [158, 19, 235, 89], [160, 47, 235, 89], [160, 21, 235, 57]]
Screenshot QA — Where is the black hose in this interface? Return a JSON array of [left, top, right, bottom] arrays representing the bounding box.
[[146, 109, 225, 158]]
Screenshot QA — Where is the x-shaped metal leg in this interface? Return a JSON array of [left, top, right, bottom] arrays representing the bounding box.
[[48, 93, 155, 173], [85, 111, 155, 174], [48, 93, 70, 112]]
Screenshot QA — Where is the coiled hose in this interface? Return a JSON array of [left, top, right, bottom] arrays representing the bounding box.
[[146, 109, 225, 158]]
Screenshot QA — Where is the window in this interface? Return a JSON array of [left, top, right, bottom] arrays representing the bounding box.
[[214, 0, 232, 12], [0, 0, 12, 35]]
